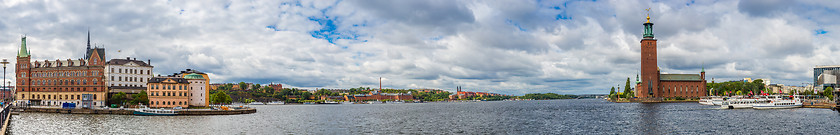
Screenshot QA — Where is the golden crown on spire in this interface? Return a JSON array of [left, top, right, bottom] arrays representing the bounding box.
[[645, 8, 651, 23]]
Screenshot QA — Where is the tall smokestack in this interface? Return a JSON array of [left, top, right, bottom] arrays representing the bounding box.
[[379, 77, 382, 91]]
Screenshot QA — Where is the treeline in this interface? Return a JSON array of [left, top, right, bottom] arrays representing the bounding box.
[[520, 93, 578, 100]]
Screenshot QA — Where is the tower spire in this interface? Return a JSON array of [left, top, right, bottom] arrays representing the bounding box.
[[18, 36, 29, 57], [643, 8, 654, 38]]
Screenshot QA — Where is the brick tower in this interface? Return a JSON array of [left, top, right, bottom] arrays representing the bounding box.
[[639, 13, 659, 98]]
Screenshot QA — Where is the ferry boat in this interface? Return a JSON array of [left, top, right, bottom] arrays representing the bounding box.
[[133, 106, 178, 116], [340, 101, 354, 105], [752, 95, 802, 109], [366, 101, 382, 104], [721, 98, 768, 109], [699, 96, 725, 105], [266, 101, 285, 105], [248, 102, 265, 105]]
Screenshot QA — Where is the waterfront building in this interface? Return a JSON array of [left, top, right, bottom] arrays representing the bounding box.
[[268, 83, 283, 92], [344, 90, 413, 102], [105, 57, 153, 96], [815, 65, 840, 91], [147, 77, 190, 108], [14, 34, 108, 108], [635, 14, 707, 98], [185, 73, 207, 107], [171, 69, 210, 107]]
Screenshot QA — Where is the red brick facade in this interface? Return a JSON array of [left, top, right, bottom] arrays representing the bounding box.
[[636, 21, 707, 98], [15, 36, 108, 107]]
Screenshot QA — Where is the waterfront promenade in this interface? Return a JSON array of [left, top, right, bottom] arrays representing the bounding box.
[[11, 106, 256, 116]]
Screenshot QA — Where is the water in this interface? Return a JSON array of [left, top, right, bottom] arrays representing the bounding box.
[[9, 99, 840, 134]]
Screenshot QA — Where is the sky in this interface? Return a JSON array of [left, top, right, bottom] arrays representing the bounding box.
[[1, 0, 839, 95]]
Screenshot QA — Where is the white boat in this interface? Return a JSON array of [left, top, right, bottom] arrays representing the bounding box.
[[699, 97, 724, 105], [366, 101, 382, 104], [248, 102, 265, 105], [133, 105, 177, 116], [322, 100, 339, 104], [752, 95, 802, 109], [340, 101, 354, 104], [385, 101, 405, 104], [266, 101, 285, 105], [721, 98, 768, 109]]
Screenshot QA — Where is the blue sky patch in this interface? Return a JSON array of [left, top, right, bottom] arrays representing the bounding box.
[[816, 29, 828, 35]]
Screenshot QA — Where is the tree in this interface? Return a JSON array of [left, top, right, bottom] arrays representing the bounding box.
[[824, 87, 835, 101], [623, 77, 632, 98], [609, 87, 616, 99], [239, 82, 247, 90], [252, 84, 261, 92], [130, 91, 150, 105], [211, 91, 232, 104], [109, 92, 127, 106]]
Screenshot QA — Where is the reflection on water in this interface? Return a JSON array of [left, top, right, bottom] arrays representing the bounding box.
[[639, 103, 660, 135], [9, 99, 840, 134]]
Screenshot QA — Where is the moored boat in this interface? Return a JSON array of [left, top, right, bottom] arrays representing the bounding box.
[[266, 101, 285, 105], [752, 95, 802, 109], [699, 96, 724, 105], [248, 102, 265, 105], [721, 98, 767, 109], [133, 107, 178, 116]]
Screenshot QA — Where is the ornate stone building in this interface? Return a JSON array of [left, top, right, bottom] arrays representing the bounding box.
[[15, 33, 108, 108]]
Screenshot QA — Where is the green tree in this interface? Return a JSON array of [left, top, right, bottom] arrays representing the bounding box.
[[239, 82, 247, 90], [109, 92, 127, 106], [211, 91, 232, 104], [824, 87, 835, 101], [252, 84, 261, 92], [623, 77, 632, 98], [609, 87, 616, 99], [130, 90, 150, 105]]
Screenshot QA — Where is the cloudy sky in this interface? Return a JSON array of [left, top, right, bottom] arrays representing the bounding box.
[[1, 0, 838, 95]]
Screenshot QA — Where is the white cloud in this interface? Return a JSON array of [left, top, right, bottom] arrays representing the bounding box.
[[0, 0, 837, 95]]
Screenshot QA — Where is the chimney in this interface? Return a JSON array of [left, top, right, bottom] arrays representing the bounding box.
[[133, 58, 136, 61], [126, 57, 130, 60], [148, 59, 150, 65]]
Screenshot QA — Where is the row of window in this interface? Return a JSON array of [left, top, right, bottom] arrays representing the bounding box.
[[663, 86, 701, 94], [151, 101, 186, 106], [110, 68, 151, 75], [150, 84, 190, 90], [29, 87, 98, 92], [31, 79, 98, 86], [22, 94, 97, 100], [111, 76, 148, 83], [151, 91, 191, 97]]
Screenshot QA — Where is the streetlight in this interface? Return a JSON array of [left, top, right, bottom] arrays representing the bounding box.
[[1, 59, 8, 102]]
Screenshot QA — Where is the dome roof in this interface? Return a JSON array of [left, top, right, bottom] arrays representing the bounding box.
[[184, 73, 204, 80]]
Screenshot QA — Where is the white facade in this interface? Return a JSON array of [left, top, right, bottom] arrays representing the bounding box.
[[105, 58, 153, 88], [188, 79, 207, 107]]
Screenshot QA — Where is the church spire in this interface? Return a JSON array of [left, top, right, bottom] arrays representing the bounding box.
[[18, 36, 30, 57], [87, 30, 91, 50]]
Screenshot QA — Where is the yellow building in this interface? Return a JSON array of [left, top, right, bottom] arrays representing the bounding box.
[[147, 77, 190, 108], [173, 69, 210, 106]]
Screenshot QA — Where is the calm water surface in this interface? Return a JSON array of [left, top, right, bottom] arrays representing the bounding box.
[[9, 99, 840, 134]]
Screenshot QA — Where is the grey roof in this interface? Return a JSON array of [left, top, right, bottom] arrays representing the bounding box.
[[86, 47, 105, 61], [106, 58, 152, 67], [148, 77, 189, 84], [660, 74, 703, 81]]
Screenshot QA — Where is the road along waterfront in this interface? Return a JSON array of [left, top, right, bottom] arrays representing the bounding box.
[[9, 99, 840, 134]]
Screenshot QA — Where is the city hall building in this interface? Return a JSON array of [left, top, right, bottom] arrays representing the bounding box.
[[635, 15, 707, 98], [15, 33, 108, 108]]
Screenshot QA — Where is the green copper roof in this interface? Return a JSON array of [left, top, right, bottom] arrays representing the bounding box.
[[184, 73, 205, 80], [660, 74, 702, 81], [18, 37, 29, 57]]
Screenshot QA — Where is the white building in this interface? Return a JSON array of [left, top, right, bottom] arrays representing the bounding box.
[[105, 57, 153, 94], [184, 73, 207, 107]]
